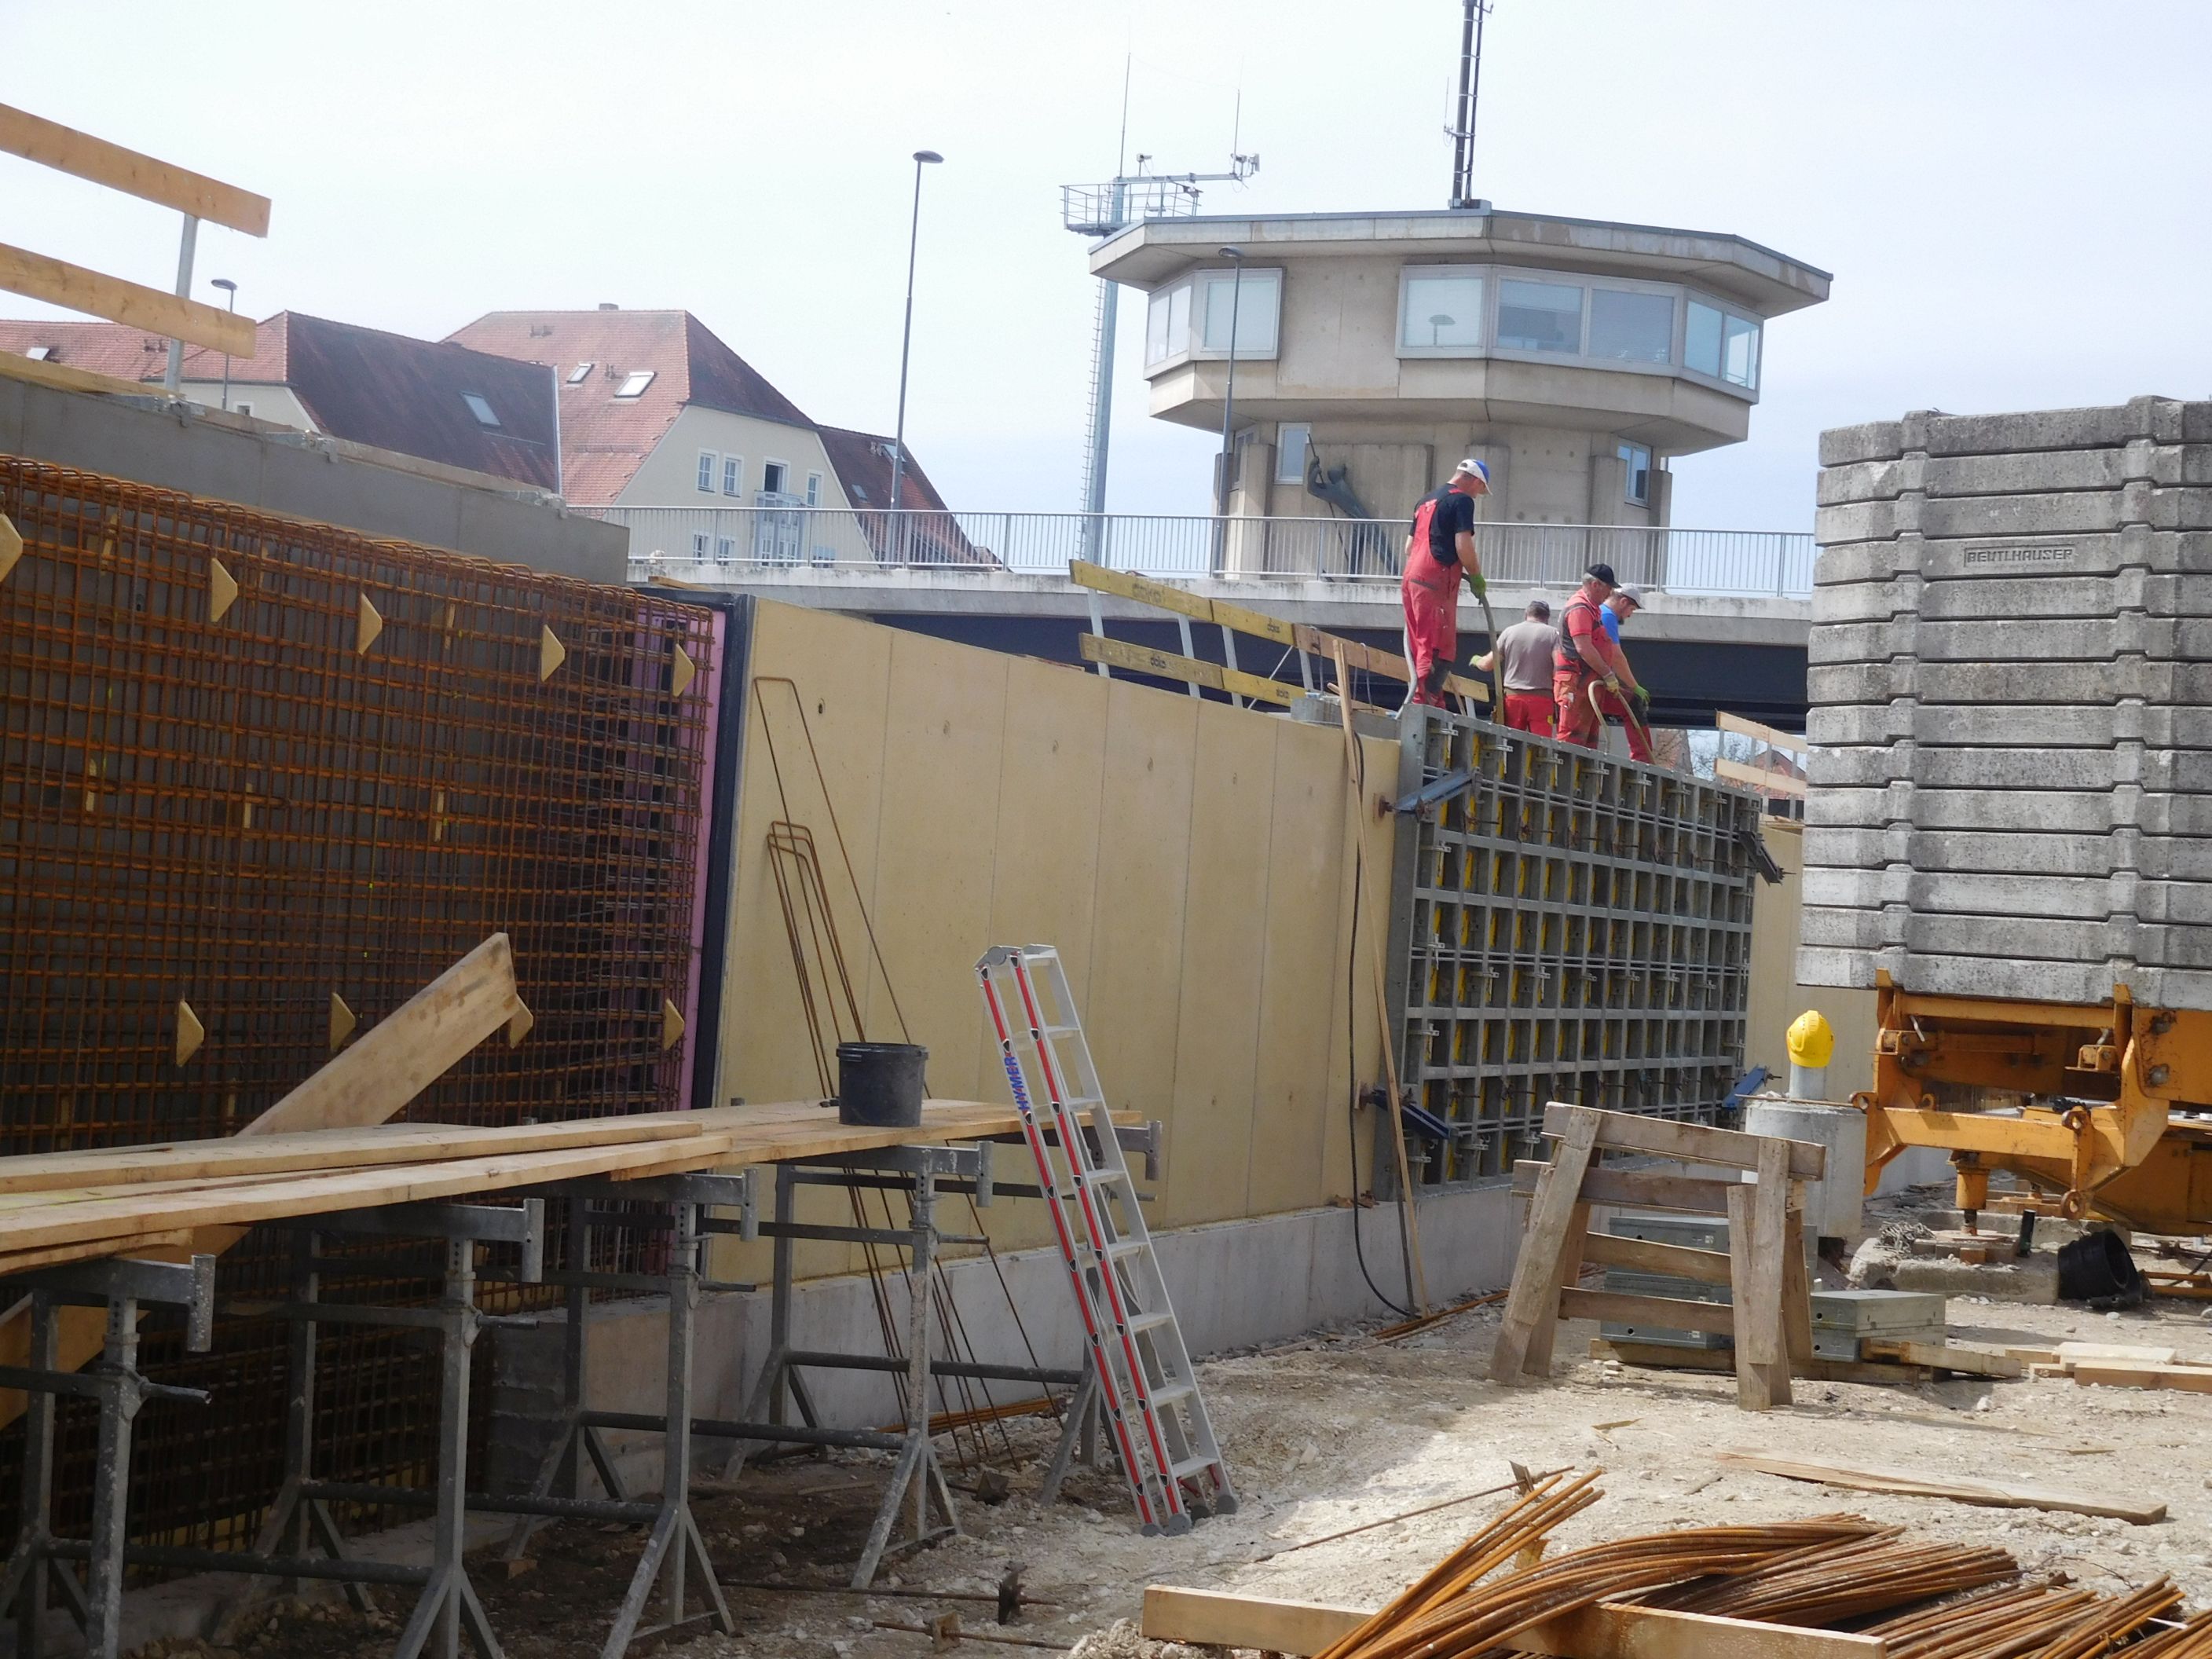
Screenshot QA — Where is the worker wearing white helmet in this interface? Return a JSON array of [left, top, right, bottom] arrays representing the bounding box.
[[1399, 457, 1490, 709]]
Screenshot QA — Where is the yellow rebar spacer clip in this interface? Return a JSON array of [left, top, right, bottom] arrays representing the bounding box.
[[1786, 1009, 1835, 1070]]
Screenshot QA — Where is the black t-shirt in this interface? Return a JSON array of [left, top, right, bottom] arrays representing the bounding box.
[[1415, 485, 1477, 565]]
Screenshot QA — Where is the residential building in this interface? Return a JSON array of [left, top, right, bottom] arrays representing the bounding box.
[[1089, 207, 1829, 568], [448, 306, 979, 565], [0, 313, 562, 490]]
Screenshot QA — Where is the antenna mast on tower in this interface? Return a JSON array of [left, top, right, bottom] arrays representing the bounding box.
[[1062, 86, 1258, 546], [1448, 0, 1493, 209]]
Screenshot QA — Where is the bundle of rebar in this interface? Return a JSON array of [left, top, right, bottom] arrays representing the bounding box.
[[1318, 1472, 1890, 1659], [1639, 1523, 2018, 1628]]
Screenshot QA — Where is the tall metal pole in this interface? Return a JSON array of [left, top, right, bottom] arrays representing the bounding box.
[[888, 149, 942, 561], [163, 214, 200, 394], [1450, 1, 1489, 208], [211, 278, 238, 411], [1214, 247, 1246, 575]]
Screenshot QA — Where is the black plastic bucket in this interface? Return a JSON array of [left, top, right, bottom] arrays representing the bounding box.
[[835, 1042, 928, 1128], [2056, 1229, 2144, 1305]]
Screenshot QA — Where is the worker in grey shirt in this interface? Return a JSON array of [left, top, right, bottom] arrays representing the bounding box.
[[1476, 599, 1562, 735]]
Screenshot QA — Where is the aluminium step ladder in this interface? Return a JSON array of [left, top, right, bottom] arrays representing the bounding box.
[[976, 944, 1236, 1536]]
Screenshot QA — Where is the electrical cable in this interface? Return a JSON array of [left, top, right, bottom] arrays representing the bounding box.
[[1343, 687, 1414, 1320]]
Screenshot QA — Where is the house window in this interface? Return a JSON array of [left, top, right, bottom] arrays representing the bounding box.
[[762, 460, 787, 496], [1684, 296, 1760, 390], [1397, 269, 1485, 353], [1588, 290, 1674, 364], [1723, 313, 1760, 389], [1276, 423, 1310, 484], [235, 401, 254, 417], [566, 362, 593, 385], [716, 537, 738, 562], [1198, 268, 1281, 356], [697, 452, 717, 493], [723, 456, 742, 496], [462, 393, 500, 427], [614, 371, 654, 398], [1618, 443, 1652, 505], [690, 532, 710, 558], [805, 471, 822, 507], [25, 345, 53, 361], [1496, 278, 1584, 353]]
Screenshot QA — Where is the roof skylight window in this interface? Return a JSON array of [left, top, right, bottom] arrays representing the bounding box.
[[461, 393, 500, 427], [614, 371, 654, 399]]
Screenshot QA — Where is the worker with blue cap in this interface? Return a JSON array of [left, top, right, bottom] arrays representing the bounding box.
[[1399, 457, 1490, 709]]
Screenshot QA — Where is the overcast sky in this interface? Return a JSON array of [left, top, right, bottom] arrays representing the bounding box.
[[5, 1, 2208, 529]]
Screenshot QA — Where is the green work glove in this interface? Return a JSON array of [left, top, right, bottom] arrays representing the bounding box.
[[1467, 569, 1488, 599], [1632, 684, 1650, 712]]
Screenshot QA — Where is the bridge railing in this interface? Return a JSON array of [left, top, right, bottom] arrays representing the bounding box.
[[596, 506, 1813, 599]]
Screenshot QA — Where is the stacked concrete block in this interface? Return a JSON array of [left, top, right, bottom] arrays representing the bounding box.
[[1800, 396, 2212, 1006], [1386, 706, 1762, 1191]]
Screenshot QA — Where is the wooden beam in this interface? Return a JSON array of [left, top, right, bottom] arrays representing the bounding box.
[[1860, 1339, 2023, 1379], [1716, 1452, 2166, 1524], [1579, 1229, 1734, 1287], [1078, 632, 1298, 706], [0, 104, 271, 235], [1513, 1159, 1749, 1217], [1304, 622, 1489, 705], [0, 240, 256, 356], [1139, 1584, 1887, 1658], [1716, 711, 1808, 753], [1716, 756, 1808, 798], [2072, 1360, 2212, 1394], [1540, 1102, 1826, 1179], [1591, 1337, 1932, 1388], [0, 1115, 705, 1198], [0, 346, 168, 401]]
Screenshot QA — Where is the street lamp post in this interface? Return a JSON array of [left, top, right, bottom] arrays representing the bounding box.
[[1214, 247, 1247, 574], [211, 278, 238, 411], [888, 149, 943, 563]]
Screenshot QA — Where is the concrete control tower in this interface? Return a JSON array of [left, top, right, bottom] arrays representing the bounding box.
[[1089, 207, 1829, 564]]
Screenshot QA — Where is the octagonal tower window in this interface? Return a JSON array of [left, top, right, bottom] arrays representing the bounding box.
[[1496, 278, 1584, 353]]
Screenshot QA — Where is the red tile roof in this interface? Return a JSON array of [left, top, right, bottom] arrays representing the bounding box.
[[0, 312, 558, 489], [445, 309, 814, 504], [813, 423, 952, 514], [814, 424, 988, 565], [0, 318, 174, 381]]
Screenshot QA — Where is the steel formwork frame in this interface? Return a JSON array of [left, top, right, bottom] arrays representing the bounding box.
[[0, 458, 718, 1562], [1383, 708, 1762, 1189]]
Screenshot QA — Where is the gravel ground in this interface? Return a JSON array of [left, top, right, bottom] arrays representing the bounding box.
[[127, 1207, 2212, 1659]]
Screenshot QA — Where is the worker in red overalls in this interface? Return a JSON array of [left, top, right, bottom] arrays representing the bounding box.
[[1554, 562, 1640, 748], [1400, 458, 1490, 709]]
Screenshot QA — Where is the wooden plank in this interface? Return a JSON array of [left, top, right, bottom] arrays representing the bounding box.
[[1716, 756, 1808, 797], [0, 1231, 195, 1276], [0, 1115, 705, 1197], [1140, 1584, 1886, 1659], [1070, 560, 1214, 624], [1513, 1159, 1745, 1217], [0, 104, 270, 234], [1861, 1339, 2024, 1379], [1781, 1207, 1814, 1373], [1716, 711, 1808, 754], [1524, 1198, 1591, 1372], [1542, 1101, 1826, 1179], [0, 347, 169, 401], [1728, 1179, 1779, 1408], [1579, 1229, 1734, 1287], [0, 241, 256, 357], [2072, 1361, 2212, 1394], [1304, 623, 1488, 704], [1492, 1110, 1602, 1382], [2056, 1342, 2177, 1367], [1716, 1452, 2166, 1524], [1559, 1287, 1737, 1338], [1077, 633, 1297, 707]]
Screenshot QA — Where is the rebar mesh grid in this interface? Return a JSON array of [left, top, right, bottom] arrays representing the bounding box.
[[0, 457, 716, 1558], [1383, 708, 1760, 1189]]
